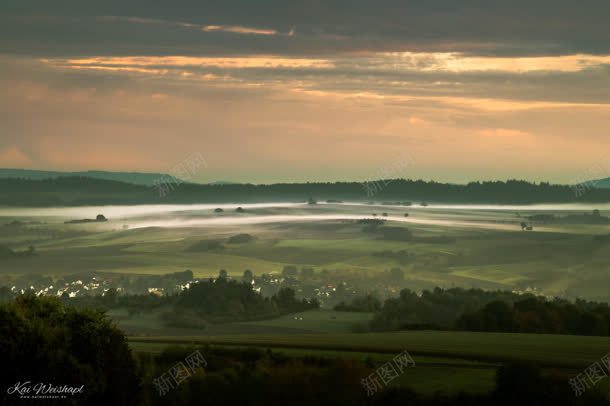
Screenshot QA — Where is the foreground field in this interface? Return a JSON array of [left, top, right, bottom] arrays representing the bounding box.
[[131, 341, 499, 395], [129, 330, 610, 368], [129, 330, 610, 397]]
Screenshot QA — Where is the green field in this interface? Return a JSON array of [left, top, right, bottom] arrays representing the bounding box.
[[240, 309, 374, 333], [129, 340, 500, 395], [129, 330, 610, 369], [108, 308, 373, 336], [128, 330, 610, 396], [3, 203, 610, 300]]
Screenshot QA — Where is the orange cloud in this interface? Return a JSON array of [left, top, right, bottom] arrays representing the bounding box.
[[63, 65, 169, 75], [56, 56, 333, 70], [408, 116, 426, 125], [380, 52, 610, 73]]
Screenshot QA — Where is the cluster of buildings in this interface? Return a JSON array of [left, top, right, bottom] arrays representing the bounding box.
[[5, 269, 407, 309]]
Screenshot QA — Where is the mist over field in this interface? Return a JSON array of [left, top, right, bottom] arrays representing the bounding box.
[[2, 1, 610, 405]]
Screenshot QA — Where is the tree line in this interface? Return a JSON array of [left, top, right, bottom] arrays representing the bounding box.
[[65, 277, 318, 326], [342, 287, 610, 337], [2, 177, 610, 206]]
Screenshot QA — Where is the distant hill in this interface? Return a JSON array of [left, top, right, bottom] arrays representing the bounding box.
[[0, 168, 180, 186], [585, 177, 610, 189], [207, 180, 241, 185]]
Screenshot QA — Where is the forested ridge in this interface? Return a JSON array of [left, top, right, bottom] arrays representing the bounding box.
[[1, 177, 608, 206]]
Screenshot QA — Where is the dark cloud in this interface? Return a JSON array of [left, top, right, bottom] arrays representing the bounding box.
[[1, 1, 610, 57]]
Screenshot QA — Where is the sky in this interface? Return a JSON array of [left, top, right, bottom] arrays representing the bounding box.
[[1, 1, 610, 184]]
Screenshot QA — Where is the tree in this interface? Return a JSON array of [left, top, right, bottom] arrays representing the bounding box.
[[478, 301, 515, 332], [272, 288, 299, 313], [577, 312, 608, 336], [103, 287, 118, 306], [0, 295, 140, 404], [183, 269, 194, 280], [334, 294, 381, 312], [0, 286, 12, 303], [218, 269, 228, 280], [243, 269, 254, 284], [228, 233, 254, 243], [177, 279, 277, 321], [494, 362, 545, 405]]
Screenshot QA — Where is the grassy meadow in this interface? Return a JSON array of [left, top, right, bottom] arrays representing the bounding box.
[[2, 202, 610, 299], [128, 328, 610, 397]]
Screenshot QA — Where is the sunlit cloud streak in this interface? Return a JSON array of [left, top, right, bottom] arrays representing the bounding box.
[[45, 52, 610, 78], [57, 56, 334, 70], [202, 25, 277, 36], [375, 52, 610, 73]]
